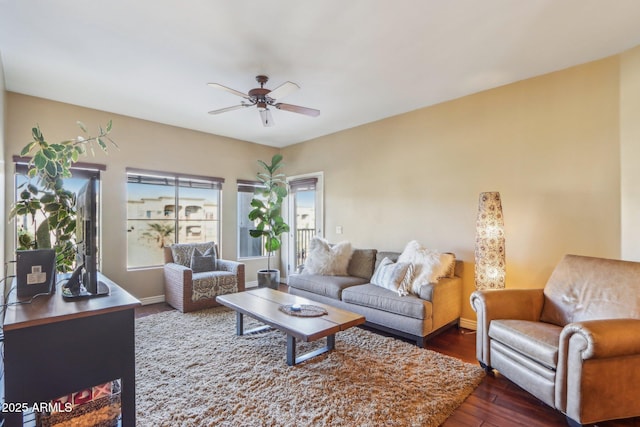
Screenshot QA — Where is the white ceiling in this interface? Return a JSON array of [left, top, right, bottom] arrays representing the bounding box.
[[2, 1, 640, 148]]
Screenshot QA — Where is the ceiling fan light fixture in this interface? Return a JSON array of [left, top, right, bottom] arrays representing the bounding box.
[[260, 108, 274, 127], [208, 75, 320, 126]]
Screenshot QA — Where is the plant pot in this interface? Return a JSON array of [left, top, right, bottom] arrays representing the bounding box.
[[257, 269, 280, 289]]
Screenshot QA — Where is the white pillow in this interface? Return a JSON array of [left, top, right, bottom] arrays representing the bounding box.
[[371, 257, 413, 296], [438, 253, 456, 278], [303, 237, 353, 276], [397, 240, 443, 295]]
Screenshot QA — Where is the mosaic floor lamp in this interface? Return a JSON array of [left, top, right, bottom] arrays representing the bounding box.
[[474, 191, 506, 290]]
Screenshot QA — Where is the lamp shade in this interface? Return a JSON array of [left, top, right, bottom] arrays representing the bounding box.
[[474, 192, 505, 290]]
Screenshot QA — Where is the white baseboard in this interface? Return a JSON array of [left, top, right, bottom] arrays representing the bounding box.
[[459, 318, 477, 330], [246, 280, 258, 289], [139, 295, 165, 306]]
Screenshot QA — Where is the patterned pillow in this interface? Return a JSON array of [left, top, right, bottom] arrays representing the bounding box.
[[190, 247, 216, 273], [171, 242, 216, 267], [370, 257, 413, 296]]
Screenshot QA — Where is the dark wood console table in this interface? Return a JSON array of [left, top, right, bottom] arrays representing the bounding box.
[[2, 274, 141, 426]]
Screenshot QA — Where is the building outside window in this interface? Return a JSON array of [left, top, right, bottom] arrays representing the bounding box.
[[127, 169, 223, 269]]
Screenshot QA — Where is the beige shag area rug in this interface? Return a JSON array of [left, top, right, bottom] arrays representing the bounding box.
[[136, 307, 484, 427]]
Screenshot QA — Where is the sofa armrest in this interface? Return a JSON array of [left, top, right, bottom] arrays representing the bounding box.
[[419, 277, 462, 330], [217, 259, 246, 292], [556, 319, 640, 421], [470, 288, 545, 367]]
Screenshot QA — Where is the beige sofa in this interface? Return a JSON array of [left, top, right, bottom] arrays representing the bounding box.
[[288, 248, 462, 347], [470, 254, 640, 427]]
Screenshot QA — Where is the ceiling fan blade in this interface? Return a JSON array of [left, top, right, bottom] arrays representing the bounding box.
[[260, 109, 275, 127], [208, 104, 250, 115], [267, 81, 299, 100], [207, 83, 250, 99], [275, 103, 320, 117]]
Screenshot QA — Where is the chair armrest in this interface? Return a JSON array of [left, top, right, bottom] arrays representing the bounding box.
[[164, 262, 192, 282], [419, 277, 462, 330], [556, 319, 640, 420], [471, 288, 545, 322], [217, 259, 246, 292], [470, 288, 544, 367], [560, 318, 640, 360], [163, 262, 193, 312]]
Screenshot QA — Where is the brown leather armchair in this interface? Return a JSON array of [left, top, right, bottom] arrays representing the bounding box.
[[471, 254, 640, 426]]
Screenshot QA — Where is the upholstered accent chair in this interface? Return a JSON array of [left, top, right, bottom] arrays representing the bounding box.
[[163, 242, 245, 313], [471, 254, 640, 427]]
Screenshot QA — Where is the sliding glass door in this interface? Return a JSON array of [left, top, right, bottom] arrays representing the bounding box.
[[287, 174, 323, 276]]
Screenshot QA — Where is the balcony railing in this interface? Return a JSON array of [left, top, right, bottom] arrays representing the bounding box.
[[296, 228, 316, 268]]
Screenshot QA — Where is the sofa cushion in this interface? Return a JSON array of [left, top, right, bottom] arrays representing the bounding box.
[[347, 249, 378, 280], [489, 319, 562, 369], [192, 271, 238, 302], [540, 254, 640, 326], [342, 284, 429, 320], [288, 274, 368, 300], [375, 251, 400, 269]]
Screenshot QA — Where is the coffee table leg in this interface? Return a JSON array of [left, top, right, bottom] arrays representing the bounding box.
[[236, 311, 272, 335], [236, 312, 244, 336], [287, 335, 296, 366], [327, 334, 335, 351], [286, 333, 336, 366]]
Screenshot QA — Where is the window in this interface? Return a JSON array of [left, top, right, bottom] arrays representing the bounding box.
[[127, 169, 223, 269], [13, 158, 104, 270], [237, 180, 266, 259]]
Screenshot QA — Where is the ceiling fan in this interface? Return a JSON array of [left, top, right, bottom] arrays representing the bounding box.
[[207, 75, 320, 127]]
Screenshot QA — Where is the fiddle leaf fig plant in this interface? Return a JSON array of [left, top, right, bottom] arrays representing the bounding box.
[[248, 154, 290, 271], [10, 120, 117, 272]]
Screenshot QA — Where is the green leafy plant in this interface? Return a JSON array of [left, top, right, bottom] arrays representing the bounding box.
[[10, 121, 117, 272], [248, 154, 290, 271]]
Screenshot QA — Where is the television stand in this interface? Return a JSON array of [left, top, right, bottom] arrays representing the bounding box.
[[2, 273, 140, 427], [61, 279, 110, 299]]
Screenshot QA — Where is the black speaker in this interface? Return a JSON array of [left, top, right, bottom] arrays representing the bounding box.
[[16, 249, 57, 299]]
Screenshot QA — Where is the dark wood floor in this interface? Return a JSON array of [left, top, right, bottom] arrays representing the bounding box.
[[136, 302, 640, 427]]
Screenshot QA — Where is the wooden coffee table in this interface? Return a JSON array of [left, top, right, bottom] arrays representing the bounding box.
[[216, 287, 365, 366]]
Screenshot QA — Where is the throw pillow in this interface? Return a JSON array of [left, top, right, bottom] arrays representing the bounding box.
[[370, 257, 412, 296], [397, 240, 443, 295], [303, 237, 353, 276], [170, 242, 216, 267], [439, 253, 456, 278], [190, 247, 216, 273]]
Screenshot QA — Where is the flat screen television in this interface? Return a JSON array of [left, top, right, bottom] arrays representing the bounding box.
[[61, 176, 109, 299]]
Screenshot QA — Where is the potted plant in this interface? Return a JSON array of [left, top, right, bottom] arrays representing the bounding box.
[[248, 154, 290, 288], [10, 121, 116, 272]]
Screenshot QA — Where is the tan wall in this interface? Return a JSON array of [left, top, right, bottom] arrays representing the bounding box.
[[4, 93, 278, 300], [4, 52, 634, 321], [621, 46, 640, 261], [0, 53, 5, 273], [283, 56, 622, 323]]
